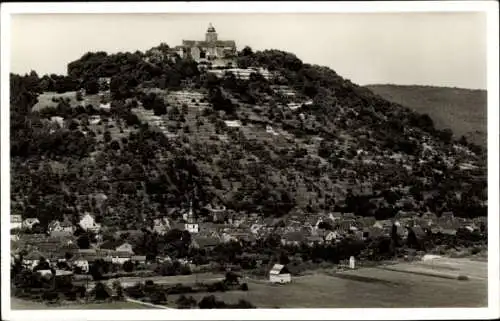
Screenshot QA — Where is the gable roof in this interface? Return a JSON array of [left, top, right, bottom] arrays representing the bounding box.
[[270, 264, 290, 275], [283, 231, 305, 242]]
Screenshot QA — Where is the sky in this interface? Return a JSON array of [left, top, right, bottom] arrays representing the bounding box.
[[10, 12, 488, 89]]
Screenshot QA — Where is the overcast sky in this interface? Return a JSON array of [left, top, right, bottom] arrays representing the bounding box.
[[10, 12, 487, 89]]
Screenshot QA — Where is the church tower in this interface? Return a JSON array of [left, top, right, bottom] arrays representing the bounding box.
[[185, 200, 199, 234], [205, 23, 218, 43]]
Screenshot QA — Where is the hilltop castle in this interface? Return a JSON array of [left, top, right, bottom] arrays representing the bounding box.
[[179, 23, 237, 62]]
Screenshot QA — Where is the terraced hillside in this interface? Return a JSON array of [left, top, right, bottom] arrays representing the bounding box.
[[9, 47, 487, 231]]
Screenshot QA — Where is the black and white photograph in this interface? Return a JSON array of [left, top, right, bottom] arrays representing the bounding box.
[[1, 1, 498, 320]]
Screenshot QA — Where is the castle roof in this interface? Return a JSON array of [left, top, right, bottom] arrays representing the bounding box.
[[182, 40, 236, 48]]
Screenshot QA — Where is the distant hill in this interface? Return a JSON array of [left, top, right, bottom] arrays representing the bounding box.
[[365, 84, 487, 147]]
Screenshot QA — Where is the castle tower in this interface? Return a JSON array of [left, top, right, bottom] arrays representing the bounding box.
[[205, 23, 218, 43]]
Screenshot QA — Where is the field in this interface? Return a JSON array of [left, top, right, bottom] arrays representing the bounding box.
[[366, 84, 487, 147], [11, 258, 487, 309], [31, 91, 102, 111], [11, 297, 152, 310], [169, 258, 487, 308]]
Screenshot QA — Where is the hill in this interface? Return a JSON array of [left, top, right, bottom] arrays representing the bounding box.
[[365, 84, 487, 147], [9, 45, 487, 231]]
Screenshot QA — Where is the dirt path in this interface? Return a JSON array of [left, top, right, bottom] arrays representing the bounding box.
[[124, 296, 172, 309]]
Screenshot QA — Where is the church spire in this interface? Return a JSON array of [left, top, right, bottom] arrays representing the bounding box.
[[188, 200, 195, 224]]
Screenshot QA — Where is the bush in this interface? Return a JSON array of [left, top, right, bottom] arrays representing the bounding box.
[[176, 295, 197, 309], [42, 291, 60, 302], [149, 291, 167, 304], [198, 295, 225, 309], [124, 283, 146, 299], [240, 283, 249, 291], [457, 275, 469, 281], [93, 282, 111, 300]]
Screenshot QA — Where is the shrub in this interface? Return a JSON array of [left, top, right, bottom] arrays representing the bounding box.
[[457, 275, 469, 281], [149, 291, 167, 304], [198, 295, 224, 309], [240, 283, 249, 291], [176, 295, 197, 309], [42, 291, 60, 302]]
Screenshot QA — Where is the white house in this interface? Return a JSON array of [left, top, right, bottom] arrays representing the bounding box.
[[111, 252, 133, 265], [152, 217, 171, 235], [22, 218, 40, 230], [11, 215, 22, 230], [49, 218, 75, 236], [224, 120, 242, 128], [79, 213, 101, 232], [349, 256, 356, 269], [269, 264, 291, 284], [99, 102, 111, 110], [71, 256, 90, 273], [325, 231, 340, 242]]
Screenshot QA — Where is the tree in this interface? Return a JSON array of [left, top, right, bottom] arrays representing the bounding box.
[[198, 295, 220, 309], [103, 130, 112, 143], [224, 271, 240, 285], [90, 260, 105, 281], [123, 260, 134, 272], [112, 280, 124, 299], [77, 234, 91, 249], [93, 282, 111, 300], [84, 78, 100, 95], [33, 257, 51, 272], [439, 128, 453, 144]]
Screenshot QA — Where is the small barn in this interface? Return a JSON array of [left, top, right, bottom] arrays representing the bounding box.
[[269, 264, 291, 284]]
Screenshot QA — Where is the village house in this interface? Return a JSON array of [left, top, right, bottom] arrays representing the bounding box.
[[79, 213, 101, 233], [269, 264, 291, 284], [249, 223, 263, 235], [325, 230, 340, 243], [70, 254, 90, 273], [151, 217, 171, 235], [130, 255, 147, 265], [48, 218, 75, 237], [281, 231, 304, 247], [100, 240, 134, 254], [23, 251, 46, 270], [10, 214, 22, 230], [22, 218, 40, 230], [191, 236, 220, 250]]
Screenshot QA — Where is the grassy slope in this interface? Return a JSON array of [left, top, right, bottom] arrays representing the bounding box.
[[366, 85, 487, 147]]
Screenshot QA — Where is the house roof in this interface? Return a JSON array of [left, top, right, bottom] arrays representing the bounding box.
[[409, 226, 426, 238], [24, 251, 45, 260], [283, 231, 305, 242], [270, 264, 290, 275], [100, 240, 127, 250], [192, 236, 220, 248], [182, 40, 236, 48]]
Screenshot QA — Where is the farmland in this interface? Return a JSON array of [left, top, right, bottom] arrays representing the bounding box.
[[168, 258, 487, 308]]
